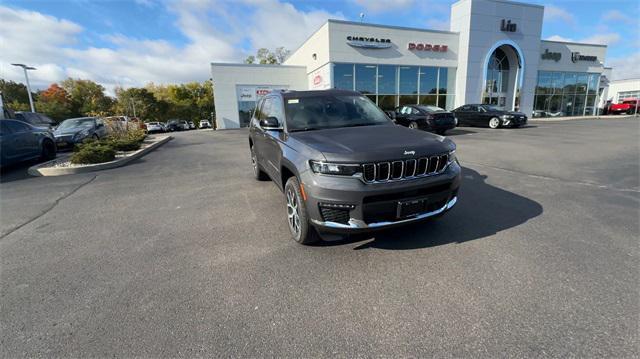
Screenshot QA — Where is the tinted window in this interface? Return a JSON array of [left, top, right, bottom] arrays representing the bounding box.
[[355, 64, 376, 94], [333, 64, 354, 90], [5, 120, 31, 132]]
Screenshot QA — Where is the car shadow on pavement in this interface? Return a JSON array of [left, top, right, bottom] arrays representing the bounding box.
[[0, 159, 40, 183], [319, 166, 543, 250], [445, 128, 477, 136]]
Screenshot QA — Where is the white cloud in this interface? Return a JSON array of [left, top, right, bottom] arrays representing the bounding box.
[[352, 0, 415, 13], [0, 1, 343, 94], [607, 52, 640, 80], [425, 18, 450, 31], [545, 32, 621, 46], [544, 5, 575, 24], [601, 10, 635, 25]]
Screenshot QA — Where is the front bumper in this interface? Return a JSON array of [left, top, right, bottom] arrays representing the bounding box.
[[302, 161, 461, 233], [502, 117, 527, 127]]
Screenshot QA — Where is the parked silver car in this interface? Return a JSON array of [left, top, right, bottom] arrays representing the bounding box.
[[53, 117, 107, 149]]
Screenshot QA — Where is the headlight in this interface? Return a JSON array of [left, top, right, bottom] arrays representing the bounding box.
[[448, 150, 457, 164], [310, 160, 361, 176], [501, 114, 514, 119]]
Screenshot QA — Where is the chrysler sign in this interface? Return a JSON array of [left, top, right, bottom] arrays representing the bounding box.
[[346, 36, 392, 49], [408, 43, 448, 52]]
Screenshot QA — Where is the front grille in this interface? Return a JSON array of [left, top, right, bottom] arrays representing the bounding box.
[[319, 207, 350, 224], [362, 153, 450, 183]]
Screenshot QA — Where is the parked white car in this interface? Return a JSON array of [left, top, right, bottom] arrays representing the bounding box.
[[145, 122, 164, 133], [199, 120, 212, 129]]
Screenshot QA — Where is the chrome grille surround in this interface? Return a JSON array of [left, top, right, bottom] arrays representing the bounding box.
[[361, 153, 451, 184]]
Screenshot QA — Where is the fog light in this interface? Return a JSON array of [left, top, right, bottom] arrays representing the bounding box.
[[319, 202, 356, 210]]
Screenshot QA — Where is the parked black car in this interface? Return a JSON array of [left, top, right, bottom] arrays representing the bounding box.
[[389, 105, 457, 135], [452, 104, 527, 128], [165, 120, 183, 132], [0, 119, 56, 167], [249, 89, 460, 245], [14, 111, 56, 129]]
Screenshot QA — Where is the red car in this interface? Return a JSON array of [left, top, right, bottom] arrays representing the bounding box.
[[609, 98, 638, 115]]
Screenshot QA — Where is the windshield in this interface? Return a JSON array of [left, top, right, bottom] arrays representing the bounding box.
[[416, 105, 445, 113], [285, 94, 390, 131], [58, 118, 95, 130]]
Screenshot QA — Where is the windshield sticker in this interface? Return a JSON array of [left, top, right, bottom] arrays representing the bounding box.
[[288, 99, 299, 104]]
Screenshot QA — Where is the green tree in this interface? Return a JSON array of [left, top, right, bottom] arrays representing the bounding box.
[[0, 79, 32, 111], [114, 87, 159, 120], [61, 78, 112, 116]]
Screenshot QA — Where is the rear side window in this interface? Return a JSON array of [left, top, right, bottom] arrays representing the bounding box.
[[5, 120, 31, 132]]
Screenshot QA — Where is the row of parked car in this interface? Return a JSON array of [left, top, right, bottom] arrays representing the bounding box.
[[385, 103, 527, 135], [145, 119, 212, 133]]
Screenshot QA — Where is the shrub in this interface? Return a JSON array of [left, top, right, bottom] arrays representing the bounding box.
[[70, 142, 116, 164], [108, 138, 141, 151]]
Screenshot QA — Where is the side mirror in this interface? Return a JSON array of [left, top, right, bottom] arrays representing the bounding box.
[[260, 116, 281, 130], [386, 111, 396, 120]]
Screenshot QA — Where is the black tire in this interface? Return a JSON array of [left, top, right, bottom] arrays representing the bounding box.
[[408, 121, 419, 129], [92, 134, 99, 140], [436, 129, 447, 135], [250, 146, 269, 181], [284, 177, 320, 245], [41, 139, 56, 161]]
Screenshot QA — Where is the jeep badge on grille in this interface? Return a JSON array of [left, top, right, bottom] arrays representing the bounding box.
[[404, 150, 415, 155]]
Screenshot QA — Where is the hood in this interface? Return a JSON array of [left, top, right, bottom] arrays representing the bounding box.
[[289, 124, 455, 163], [54, 126, 91, 136]]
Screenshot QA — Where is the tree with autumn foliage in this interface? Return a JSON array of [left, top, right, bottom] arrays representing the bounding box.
[[36, 83, 74, 121]]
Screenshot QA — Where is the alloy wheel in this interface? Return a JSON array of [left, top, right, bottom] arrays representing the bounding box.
[[286, 188, 301, 237], [409, 121, 418, 129], [489, 118, 500, 129], [251, 148, 258, 175]]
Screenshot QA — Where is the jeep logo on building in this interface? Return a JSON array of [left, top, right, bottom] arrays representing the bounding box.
[[541, 49, 562, 62]]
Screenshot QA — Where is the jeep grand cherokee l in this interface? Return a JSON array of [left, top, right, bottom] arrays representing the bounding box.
[[249, 90, 461, 244]]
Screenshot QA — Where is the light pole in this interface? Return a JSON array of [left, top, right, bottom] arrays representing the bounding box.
[[11, 63, 36, 112]]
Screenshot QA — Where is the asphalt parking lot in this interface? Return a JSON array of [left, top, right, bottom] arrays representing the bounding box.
[[1, 118, 638, 357]]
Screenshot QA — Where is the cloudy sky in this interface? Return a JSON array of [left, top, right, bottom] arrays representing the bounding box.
[[1, 0, 638, 94]]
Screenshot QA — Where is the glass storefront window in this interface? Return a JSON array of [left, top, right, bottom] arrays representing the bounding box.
[[419, 67, 438, 95], [377, 65, 397, 94], [563, 73, 577, 94], [399, 95, 418, 107], [419, 95, 437, 106], [534, 71, 601, 117], [399, 66, 418, 94], [355, 64, 377, 94], [576, 74, 588, 94], [378, 95, 397, 111], [333, 64, 353, 90]]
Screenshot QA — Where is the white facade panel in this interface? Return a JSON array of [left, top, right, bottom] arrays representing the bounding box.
[[210, 64, 306, 129]]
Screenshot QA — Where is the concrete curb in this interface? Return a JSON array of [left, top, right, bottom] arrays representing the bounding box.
[[530, 115, 638, 122], [28, 135, 172, 177]]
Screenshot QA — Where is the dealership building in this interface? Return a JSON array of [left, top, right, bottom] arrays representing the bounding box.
[[211, 0, 610, 129]]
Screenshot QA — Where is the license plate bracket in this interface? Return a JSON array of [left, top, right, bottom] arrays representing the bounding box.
[[396, 198, 426, 218]]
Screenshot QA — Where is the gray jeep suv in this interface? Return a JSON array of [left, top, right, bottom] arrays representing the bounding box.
[[249, 89, 461, 244]]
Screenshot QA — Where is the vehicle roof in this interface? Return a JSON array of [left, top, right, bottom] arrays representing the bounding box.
[[271, 89, 364, 100], [63, 117, 96, 121]]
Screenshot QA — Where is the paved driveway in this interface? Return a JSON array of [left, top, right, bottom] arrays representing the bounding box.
[[1, 119, 638, 357]]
